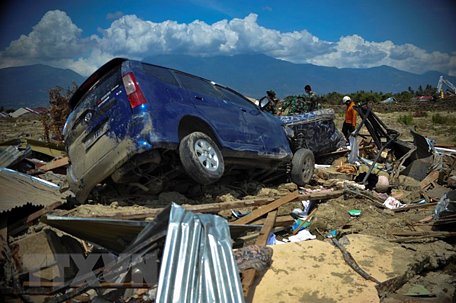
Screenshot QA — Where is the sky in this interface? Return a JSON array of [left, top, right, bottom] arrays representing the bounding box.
[[0, 0, 455, 77]]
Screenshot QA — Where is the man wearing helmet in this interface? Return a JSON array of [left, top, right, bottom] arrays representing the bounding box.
[[342, 95, 357, 141]]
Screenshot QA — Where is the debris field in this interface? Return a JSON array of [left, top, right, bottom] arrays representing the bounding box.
[[0, 100, 455, 303]]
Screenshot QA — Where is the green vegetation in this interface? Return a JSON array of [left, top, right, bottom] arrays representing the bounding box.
[[431, 113, 456, 125], [318, 83, 437, 105], [397, 114, 414, 126]]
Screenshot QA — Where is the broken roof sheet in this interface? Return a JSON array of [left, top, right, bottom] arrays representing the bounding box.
[[156, 203, 244, 303], [0, 144, 31, 167], [42, 213, 261, 254], [0, 167, 65, 213]]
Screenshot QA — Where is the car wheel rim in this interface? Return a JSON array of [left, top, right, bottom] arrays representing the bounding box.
[[194, 139, 219, 172], [302, 158, 312, 180]]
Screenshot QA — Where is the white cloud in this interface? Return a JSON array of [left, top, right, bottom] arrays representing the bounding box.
[[1, 10, 455, 77]]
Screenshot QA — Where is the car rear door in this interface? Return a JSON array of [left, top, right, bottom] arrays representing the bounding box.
[[64, 64, 131, 177]]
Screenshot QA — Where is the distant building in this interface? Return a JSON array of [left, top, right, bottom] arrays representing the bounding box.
[[381, 97, 397, 104], [9, 107, 47, 119], [413, 96, 434, 102], [0, 112, 10, 119]]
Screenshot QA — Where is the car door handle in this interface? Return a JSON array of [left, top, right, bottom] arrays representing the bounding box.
[[195, 96, 204, 101]]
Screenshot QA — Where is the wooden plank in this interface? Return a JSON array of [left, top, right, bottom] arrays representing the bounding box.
[[242, 269, 256, 300], [255, 211, 277, 246], [233, 191, 299, 225], [252, 215, 294, 227], [90, 190, 343, 221], [242, 210, 277, 299], [392, 202, 437, 213], [24, 281, 152, 288], [420, 170, 439, 191], [8, 201, 63, 236], [38, 157, 69, 172]]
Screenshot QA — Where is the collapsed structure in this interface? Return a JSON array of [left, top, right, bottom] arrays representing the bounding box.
[[0, 102, 455, 302]]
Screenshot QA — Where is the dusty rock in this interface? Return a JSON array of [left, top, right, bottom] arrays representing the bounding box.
[[448, 175, 456, 188], [215, 193, 238, 203], [256, 187, 281, 197], [277, 182, 298, 192], [158, 191, 193, 204], [398, 175, 421, 191]]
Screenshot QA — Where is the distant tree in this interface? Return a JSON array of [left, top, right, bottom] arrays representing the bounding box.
[[417, 85, 423, 96], [393, 91, 414, 103], [423, 84, 435, 96], [42, 82, 78, 143], [408, 86, 414, 94]]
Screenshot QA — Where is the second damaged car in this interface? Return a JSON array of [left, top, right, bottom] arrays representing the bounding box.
[[65, 58, 313, 202]]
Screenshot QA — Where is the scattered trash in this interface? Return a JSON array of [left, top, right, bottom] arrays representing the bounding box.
[[232, 209, 251, 219], [401, 284, 435, 297], [287, 229, 316, 242], [326, 229, 338, 238], [383, 196, 406, 209], [291, 218, 312, 233], [348, 209, 362, 217]]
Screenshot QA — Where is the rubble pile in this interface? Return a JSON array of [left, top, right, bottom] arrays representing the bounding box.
[[1, 106, 456, 303]]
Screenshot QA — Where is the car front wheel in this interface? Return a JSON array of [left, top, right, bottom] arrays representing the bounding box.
[[291, 148, 315, 186], [179, 132, 224, 184]]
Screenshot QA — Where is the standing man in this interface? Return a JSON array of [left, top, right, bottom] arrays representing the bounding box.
[[259, 90, 280, 114], [342, 95, 357, 141], [304, 85, 319, 111]]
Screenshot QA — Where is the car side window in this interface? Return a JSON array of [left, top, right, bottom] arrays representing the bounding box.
[[174, 72, 222, 99], [216, 85, 257, 110], [143, 64, 179, 86]]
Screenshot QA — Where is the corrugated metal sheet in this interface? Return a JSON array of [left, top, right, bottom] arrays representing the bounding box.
[[0, 145, 31, 167], [0, 167, 64, 213], [42, 213, 261, 255], [156, 203, 244, 303]]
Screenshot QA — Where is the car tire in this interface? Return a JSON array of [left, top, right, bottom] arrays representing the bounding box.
[[179, 132, 224, 184], [291, 148, 315, 186]]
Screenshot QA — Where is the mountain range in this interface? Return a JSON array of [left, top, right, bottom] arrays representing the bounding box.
[[0, 64, 85, 109], [1, 54, 454, 109]]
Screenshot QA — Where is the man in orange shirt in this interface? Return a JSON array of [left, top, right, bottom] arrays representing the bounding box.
[[342, 96, 357, 141]]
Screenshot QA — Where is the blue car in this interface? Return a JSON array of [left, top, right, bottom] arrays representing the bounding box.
[[63, 58, 316, 202]]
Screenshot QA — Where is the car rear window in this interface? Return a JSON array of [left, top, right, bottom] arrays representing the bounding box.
[[142, 64, 179, 86], [77, 66, 122, 109]]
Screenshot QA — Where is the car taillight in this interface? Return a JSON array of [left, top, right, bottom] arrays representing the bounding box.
[[122, 72, 147, 108]]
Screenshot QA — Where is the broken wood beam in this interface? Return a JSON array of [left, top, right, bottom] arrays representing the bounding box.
[[251, 215, 294, 227], [392, 202, 437, 213], [233, 192, 298, 225], [420, 170, 439, 191], [344, 186, 385, 208], [95, 189, 344, 220], [242, 210, 278, 299], [23, 281, 153, 288], [392, 231, 456, 237], [255, 211, 277, 246], [29, 157, 69, 175]]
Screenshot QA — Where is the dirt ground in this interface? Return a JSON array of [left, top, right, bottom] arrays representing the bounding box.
[[1, 99, 455, 302]]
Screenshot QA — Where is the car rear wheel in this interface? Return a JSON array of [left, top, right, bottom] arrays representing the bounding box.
[[291, 148, 315, 186], [179, 132, 224, 184]]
